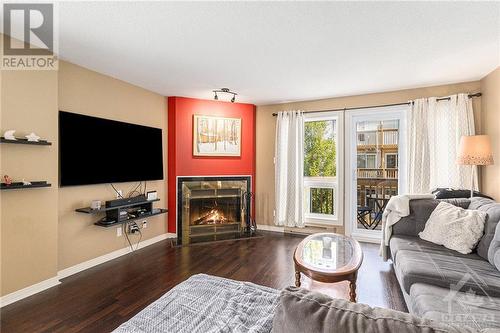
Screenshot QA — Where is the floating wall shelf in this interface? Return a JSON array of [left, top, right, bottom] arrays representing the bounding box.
[[0, 137, 52, 146], [0, 182, 52, 190]]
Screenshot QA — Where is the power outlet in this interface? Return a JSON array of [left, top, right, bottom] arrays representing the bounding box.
[[128, 223, 140, 234], [142, 221, 147, 229], [116, 227, 122, 237]]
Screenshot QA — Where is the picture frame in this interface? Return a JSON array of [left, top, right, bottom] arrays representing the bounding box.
[[193, 115, 242, 156]]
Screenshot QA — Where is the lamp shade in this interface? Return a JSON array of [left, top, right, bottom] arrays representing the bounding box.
[[457, 135, 494, 165]]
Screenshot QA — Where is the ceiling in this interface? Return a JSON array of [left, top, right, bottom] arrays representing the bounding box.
[[11, 2, 500, 104]]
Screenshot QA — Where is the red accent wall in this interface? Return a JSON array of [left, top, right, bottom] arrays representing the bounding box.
[[167, 96, 256, 233]]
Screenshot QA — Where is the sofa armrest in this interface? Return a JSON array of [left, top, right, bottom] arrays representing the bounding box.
[[272, 287, 472, 333]]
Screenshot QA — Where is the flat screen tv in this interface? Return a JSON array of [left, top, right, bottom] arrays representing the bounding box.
[[59, 111, 164, 186]]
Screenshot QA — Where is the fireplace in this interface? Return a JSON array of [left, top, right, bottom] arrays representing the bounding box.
[[177, 176, 253, 245]]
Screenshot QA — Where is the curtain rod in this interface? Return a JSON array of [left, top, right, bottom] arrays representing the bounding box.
[[271, 92, 481, 116]]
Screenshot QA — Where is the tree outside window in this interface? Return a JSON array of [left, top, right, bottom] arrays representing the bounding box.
[[304, 120, 336, 215]]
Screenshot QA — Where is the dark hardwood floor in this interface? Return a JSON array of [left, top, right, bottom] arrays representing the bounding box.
[[1, 231, 406, 332]]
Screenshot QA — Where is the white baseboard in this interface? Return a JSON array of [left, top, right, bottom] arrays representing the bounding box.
[[58, 232, 177, 279], [257, 224, 284, 233], [0, 232, 176, 308], [0, 276, 60, 308], [351, 235, 381, 244]]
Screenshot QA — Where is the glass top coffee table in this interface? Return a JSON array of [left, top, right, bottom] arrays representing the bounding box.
[[293, 233, 363, 302]]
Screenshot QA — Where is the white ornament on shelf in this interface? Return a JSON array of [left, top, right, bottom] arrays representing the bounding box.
[[22, 179, 32, 186], [4, 130, 16, 140], [25, 132, 40, 142]]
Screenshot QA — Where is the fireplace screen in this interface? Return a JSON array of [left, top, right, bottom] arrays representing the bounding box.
[[178, 177, 250, 245]]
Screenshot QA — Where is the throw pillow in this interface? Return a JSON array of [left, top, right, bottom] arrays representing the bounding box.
[[432, 188, 493, 200], [468, 197, 500, 263], [419, 201, 487, 254], [490, 222, 500, 271]]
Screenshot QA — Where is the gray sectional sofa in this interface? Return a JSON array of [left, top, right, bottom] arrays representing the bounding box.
[[387, 197, 500, 330]]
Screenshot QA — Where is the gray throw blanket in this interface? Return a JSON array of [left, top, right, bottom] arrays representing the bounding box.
[[113, 274, 280, 333]]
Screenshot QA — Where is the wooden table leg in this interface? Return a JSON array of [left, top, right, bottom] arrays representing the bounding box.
[[295, 270, 301, 287], [349, 277, 357, 302]]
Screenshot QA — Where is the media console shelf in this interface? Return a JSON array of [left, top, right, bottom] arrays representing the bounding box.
[[75, 198, 167, 228]]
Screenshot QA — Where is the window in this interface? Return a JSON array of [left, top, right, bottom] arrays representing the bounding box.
[[385, 153, 398, 168], [303, 114, 340, 224], [357, 153, 377, 168]]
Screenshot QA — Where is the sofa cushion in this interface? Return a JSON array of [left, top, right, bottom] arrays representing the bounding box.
[[389, 236, 475, 265], [418, 202, 487, 254], [395, 249, 500, 297], [468, 197, 500, 263], [272, 286, 478, 333], [410, 283, 500, 330], [490, 222, 500, 271], [393, 199, 470, 237]]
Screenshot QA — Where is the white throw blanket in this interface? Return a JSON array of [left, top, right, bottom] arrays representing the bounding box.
[[379, 194, 434, 261]]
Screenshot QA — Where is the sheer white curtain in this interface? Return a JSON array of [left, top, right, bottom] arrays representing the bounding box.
[[407, 93, 476, 193], [275, 111, 305, 227]]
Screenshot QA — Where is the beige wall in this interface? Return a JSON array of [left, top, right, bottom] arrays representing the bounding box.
[[480, 67, 500, 200], [256, 81, 482, 226], [1, 54, 168, 296], [57, 61, 168, 270], [1, 68, 59, 295]]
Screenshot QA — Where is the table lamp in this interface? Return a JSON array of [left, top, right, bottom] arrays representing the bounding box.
[[457, 135, 494, 198]]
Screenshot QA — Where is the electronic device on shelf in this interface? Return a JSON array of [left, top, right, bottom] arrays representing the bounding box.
[[105, 194, 147, 208]]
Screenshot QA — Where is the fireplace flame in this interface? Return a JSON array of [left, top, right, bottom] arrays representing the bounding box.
[[194, 208, 228, 225]]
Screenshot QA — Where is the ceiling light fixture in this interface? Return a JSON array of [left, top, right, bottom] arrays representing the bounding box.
[[213, 88, 237, 103]]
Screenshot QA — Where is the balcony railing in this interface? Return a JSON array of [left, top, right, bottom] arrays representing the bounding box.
[[357, 168, 398, 179], [357, 129, 398, 146]]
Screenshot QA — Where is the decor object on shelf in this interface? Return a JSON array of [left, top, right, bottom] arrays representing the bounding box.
[[90, 200, 102, 210], [193, 115, 241, 156], [457, 135, 494, 198], [146, 190, 158, 201], [3, 175, 13, 185], [213, 88, 237, 103], [25, 132, 40, 142], [3, 130, 16, 140], [22, 179, 32, 186]]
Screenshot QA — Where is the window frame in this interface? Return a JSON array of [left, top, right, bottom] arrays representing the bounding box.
[[357, 152, 377, 169], [384, 152, 398, 169], [302, 111, 344, 226]]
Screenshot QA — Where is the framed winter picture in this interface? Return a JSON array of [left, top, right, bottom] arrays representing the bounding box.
[[193, 115, 242, 156]]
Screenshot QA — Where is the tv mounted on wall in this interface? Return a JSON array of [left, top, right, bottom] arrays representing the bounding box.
[[59, 111, 164, 186]]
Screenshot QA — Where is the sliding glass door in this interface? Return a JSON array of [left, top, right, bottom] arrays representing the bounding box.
[[345, 106, 407, 240]]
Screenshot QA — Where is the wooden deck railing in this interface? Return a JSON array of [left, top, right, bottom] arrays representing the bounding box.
[[357, 168, 398, 179], [357, 128, 398, 146]]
